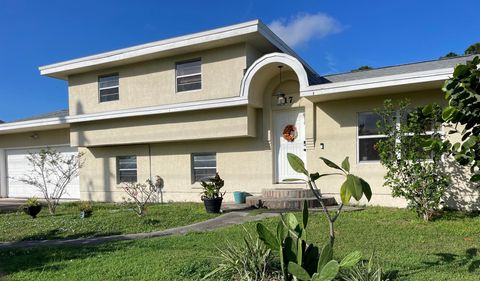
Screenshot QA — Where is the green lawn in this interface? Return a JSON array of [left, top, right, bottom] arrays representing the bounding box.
[[0, 202, 217, 241], [0, 207, 479, 280]]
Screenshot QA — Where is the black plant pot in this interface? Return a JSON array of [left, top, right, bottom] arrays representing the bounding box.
[[23, 205, 42, 219], [202, 197, 223, 213]]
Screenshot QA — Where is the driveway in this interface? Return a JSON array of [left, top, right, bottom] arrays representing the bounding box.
[[0, 198, 25, 212]]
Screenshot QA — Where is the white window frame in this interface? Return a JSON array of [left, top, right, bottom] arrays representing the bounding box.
[[98, 73, 119, 103], [191, 152, 216, 183], [357, 112, 387, 163], [357, 111, 444, 164], [175, 58, 202, 93], [117, 155, 137, 183]]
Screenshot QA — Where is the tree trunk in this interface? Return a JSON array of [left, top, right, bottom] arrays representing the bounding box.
[[329, 220, 335, 247]]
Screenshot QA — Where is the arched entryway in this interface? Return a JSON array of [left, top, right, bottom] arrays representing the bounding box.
[[240, 53, 314, 183]]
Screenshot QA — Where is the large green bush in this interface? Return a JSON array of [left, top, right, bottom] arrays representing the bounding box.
[[375, 99, 450, 221]]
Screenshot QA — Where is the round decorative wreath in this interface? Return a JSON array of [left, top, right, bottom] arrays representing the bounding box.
[[282, 124, 297, 142]]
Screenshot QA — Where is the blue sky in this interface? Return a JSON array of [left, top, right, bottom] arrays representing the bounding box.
[[0, 0, 479, 121]]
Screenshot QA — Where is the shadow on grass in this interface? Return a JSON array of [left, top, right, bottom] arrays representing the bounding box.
[[19, 229, 122, 241], [394, 248, 480, 279], [0, 240, 134, 276], [431, 209, 480, 222], [423, 248, 480, 273]]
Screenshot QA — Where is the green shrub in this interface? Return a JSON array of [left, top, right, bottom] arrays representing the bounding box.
[[375, 99, 450, 221], [339, 252, 390, 281], [203, 227, 279, 281]]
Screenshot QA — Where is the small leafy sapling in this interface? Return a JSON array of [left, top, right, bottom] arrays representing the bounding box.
[[286, 154, 372, 247], [17, 148, 83, 215], [256, 201, 362, 281]]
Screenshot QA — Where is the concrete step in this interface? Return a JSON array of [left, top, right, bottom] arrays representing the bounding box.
[[261, 188, 314, 199], [246, 195, 337, 210]]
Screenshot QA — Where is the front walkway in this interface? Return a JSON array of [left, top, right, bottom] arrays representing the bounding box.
[[0, 210, 279, 250]]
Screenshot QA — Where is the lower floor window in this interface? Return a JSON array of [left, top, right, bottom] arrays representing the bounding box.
[[192, 153, 216, 182], [358, 112, 386, 162], [358, 137, 384, 161], [117, 156, 137, 182]]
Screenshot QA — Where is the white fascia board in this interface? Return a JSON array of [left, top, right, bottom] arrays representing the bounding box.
[[39, 20, 262, 78], [302, 67, 453, 97], [67, 96, 248, 123], [257, 22, 319, 77], [0, 117, 69, 134]]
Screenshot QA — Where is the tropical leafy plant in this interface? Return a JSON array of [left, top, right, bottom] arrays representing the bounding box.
[[203, 227, 279, 281], [256, 202, 362, 281], [200, 173, 225, 199], [376, 99, 450, 221], [286, 154, 371, 246], [430, 56, 480, 182], [25, 197, 41, 207], [79, 202, 93, 218]]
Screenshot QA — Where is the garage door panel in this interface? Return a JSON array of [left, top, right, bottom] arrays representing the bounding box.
[[6, 147, 80, 199]]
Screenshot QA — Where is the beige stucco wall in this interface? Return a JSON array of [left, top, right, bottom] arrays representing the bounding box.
[[310, 89, 449, 207], [68, 43, 249, 115], [0, 128, 71, 148], [70, 106, 256, 147], [77, 76, 316, 203], [78, 109, 284, 202], [76, 87, 480, 209]]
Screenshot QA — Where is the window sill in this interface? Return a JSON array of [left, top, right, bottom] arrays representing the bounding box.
[[175, 89, 202, 94], [357, 160, 381, 164]]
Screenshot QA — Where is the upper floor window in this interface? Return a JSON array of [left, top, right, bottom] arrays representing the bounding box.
[[117, 155, 137, 183], [99, 74, 119, 102], [358, 112, 386, 162], [176, 59, 201, 92]]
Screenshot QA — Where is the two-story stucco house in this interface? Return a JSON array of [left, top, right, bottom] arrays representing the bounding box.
[[0, 20, 477, 208]]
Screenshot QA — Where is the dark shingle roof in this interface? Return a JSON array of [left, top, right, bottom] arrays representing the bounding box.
[[8, 109, 69, 123], [319, 55, 477, 84]]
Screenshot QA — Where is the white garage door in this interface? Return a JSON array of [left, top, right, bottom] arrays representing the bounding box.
[[6, 146, 80, 199]]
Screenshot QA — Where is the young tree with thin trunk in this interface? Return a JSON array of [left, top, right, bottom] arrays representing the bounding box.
[[17, 148, 83, 215]]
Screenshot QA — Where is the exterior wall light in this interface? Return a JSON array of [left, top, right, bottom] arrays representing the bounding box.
[[273, 91, 286, 105], [273, 65, 286, 105]]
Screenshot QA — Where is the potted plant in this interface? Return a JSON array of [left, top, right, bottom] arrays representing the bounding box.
[[200, 173, 225, 213], [23, 197, 42, 218], [79, 202, 93, 218]]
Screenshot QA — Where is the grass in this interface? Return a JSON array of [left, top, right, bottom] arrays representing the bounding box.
[[0, 207, 479, 280], [0, 202, 217, 241]]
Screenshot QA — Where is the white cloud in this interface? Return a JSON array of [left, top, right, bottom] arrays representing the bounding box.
[[268, 13, 342, 48]]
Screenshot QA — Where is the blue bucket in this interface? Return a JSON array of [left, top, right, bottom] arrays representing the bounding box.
[[233, 191, 247, 204]]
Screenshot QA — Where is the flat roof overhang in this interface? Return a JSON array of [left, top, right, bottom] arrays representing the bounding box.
[[0, 118, 69, 135], [39, 20, 316, 80], [300, 68, 451, 102]]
